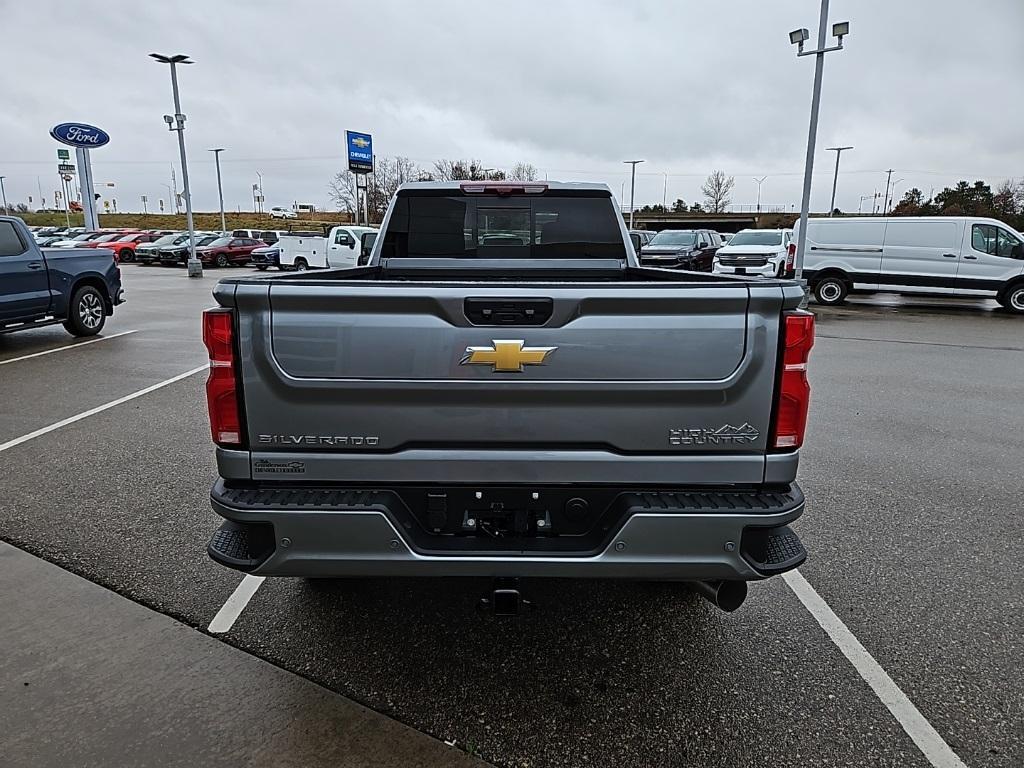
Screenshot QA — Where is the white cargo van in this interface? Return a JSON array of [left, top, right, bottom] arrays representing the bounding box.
[[795, 216, 1024, 312], [278, 225, 379, 270]]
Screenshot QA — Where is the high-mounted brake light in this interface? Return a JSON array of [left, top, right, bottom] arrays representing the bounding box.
[[202, 308, 242, 447], [459, 183, 548, 195], [771, 310, 814, 450]]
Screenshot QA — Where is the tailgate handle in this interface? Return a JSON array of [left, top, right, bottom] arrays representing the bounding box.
[[464, 298, 553, 326]]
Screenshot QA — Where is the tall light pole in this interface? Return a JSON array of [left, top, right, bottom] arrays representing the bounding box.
[[790, 4, 849, 286], [0, 176, 8, 215], [623, 159, 644, 230], [150, 52, 202, 278], [882, 168, 894, 216], [255, 170, 263, 215], [753, 176, 767, 213], [887, 178, 904, 213], [209, 148, 226, 233], [826, 146, 852, 216]]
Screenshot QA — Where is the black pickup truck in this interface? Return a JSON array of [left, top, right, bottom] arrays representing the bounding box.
[[0, 216, 124, 336]]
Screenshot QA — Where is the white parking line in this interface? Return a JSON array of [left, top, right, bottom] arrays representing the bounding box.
[[0, 329, 138, 366], [208, 576, 266, 633], [0, 364, 208, 454], [784, 570, 967, 768]]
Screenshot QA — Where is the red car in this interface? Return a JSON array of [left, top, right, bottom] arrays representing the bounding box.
[[79, 231, 142, 250], [195, 236, 265, 267], [100, 232, 162, 263]]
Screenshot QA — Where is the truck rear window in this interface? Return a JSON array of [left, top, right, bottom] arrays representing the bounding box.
[[380, 194, 626, 259]]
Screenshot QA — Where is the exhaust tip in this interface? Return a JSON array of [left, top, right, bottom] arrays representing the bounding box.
[[687, 580, 748, 612]]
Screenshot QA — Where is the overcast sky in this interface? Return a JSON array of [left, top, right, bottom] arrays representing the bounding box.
[[1, 0, 1021, 216]]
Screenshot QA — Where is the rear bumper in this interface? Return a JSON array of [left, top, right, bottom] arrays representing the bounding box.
[[208, 481, 806, 580]]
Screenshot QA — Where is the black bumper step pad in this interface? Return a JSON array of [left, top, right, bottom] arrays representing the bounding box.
[[207, 520, 275, 570], [621, 486, 803, 515], [740, 524, 807, 576], [213, 480, 803, 517]]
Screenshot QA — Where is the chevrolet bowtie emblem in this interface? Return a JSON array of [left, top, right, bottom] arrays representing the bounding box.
[[461, 340, 557, 372]]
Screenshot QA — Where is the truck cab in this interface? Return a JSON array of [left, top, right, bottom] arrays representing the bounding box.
[[278, 225, 379, 271]]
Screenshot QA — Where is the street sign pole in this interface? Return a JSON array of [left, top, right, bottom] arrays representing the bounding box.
[[75, 147, 100, 230], [59, 174, 70, 227]]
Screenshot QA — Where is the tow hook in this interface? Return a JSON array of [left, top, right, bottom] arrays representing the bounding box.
[[477, 577, 533, 616]]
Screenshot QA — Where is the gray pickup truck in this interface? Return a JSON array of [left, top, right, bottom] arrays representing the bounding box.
[[203, 182, 814, 612]]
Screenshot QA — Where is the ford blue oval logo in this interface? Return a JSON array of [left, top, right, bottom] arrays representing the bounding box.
[[50, 123, 110, 148]]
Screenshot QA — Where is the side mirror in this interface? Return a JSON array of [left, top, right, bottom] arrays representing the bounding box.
[[629, 233, 643, 253], [1013, 243, 1024, 260], [698, 240, 709, 249], [359, 232, 377, 264]]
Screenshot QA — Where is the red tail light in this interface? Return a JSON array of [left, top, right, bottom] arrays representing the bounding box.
[[785, 242, 796, 275], [771, 310, 814, 450], [202, 308, 242, 447]]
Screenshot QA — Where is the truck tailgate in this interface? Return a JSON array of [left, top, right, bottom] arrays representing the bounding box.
[[228, 279, 787, 485]]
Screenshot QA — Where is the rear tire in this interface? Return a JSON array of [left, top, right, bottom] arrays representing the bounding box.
[[813, 276, 848, 305], [63, 285, 106, 337], [119, 248, 134, 263], [256, 265, 268, 271], [999, 283, 1024, 314], [294, 257, 308, 271]]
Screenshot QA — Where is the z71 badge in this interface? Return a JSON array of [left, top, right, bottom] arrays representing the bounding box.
[[670, 423, 759, 446]]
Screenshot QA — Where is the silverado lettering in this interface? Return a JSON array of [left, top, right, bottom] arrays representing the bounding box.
[[257, 435, 380, 446]]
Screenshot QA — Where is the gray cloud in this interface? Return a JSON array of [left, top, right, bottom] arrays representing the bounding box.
[[1, 0, 1021, 216]]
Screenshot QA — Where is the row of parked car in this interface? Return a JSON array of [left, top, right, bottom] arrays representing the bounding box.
[[630, 227, 796, 277], [28, 226, 291, 268]]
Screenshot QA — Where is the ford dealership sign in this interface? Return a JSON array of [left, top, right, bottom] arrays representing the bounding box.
[[50, 123, 110, 148]]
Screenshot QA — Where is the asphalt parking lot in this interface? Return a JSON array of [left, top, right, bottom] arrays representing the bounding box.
[[1, 266, 1021, 767]]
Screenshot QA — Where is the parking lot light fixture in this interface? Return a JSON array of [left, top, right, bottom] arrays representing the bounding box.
[[791, 0, 849, 292], [826, 146, 853, 216], [753, 176, 767, 213], [151, 52, 202, 278], [209, 149, 226, 234], [623, 160, 644, 230]]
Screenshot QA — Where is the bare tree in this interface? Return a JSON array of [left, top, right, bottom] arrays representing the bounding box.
[[432, 159, 506, 181], [328, 156, 429, 221], [508, 162, 539, 181], [327, 170, 358, 213], [701, 170, 735, 213]]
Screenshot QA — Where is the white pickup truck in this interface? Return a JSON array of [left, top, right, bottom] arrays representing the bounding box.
[[278, 225, 379, 271]]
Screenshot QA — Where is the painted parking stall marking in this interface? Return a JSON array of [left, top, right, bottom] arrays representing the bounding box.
[[208, 576, 266, 633], [784, 570, 968, 768], [0, 329, 138, 366], [0, 364, 207, 454]]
